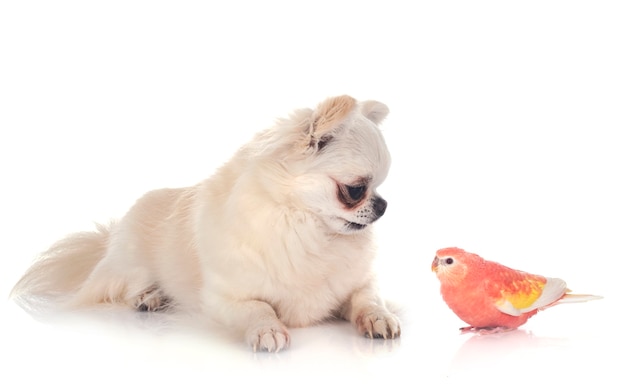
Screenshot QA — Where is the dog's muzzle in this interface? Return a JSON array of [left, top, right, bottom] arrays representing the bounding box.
[[373, 196, 387, 219]]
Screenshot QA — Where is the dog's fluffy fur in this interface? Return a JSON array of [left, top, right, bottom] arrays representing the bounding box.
[[11, 95, 400, 351]]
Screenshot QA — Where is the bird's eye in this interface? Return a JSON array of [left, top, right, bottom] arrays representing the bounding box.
[[445, 257, 454, 265], [346, 185, 366, 201]]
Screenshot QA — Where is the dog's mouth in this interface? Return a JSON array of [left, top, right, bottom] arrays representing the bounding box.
[[331, 217, 371, 233], [346, 221, 368, 231]]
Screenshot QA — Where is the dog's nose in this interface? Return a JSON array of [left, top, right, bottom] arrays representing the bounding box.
[[373, 197, 387, 217]]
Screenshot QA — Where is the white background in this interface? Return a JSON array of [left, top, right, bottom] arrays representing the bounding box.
[[1, 1, 624, 386]]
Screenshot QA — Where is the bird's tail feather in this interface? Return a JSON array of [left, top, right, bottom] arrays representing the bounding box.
[[558, 293, 603, 304]]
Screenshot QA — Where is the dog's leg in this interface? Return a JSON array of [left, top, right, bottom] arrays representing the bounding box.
[[341, 284, 401, 339], [208, 298, 290, 352], [69, 256, 157, 310]]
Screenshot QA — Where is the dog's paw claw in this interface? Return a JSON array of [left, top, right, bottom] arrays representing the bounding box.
[[356, 309, 401, 340], [247, 325, 290, 352], [133, 286, 171, 312]]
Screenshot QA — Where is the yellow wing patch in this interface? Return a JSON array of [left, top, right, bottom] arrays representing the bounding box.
[[495, 278, 546, 316], [494, 276, 567, 316]]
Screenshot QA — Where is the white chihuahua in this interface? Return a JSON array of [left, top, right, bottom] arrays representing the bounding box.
[[12, 95, 400, 352]]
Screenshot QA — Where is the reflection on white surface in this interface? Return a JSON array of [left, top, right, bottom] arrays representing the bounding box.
[[1, 294, 616, 386]]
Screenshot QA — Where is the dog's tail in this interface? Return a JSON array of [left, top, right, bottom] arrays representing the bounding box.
[[10, 223, 111, 308]]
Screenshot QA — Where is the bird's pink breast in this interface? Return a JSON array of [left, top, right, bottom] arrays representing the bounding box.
[[440, 285, 537, 329]]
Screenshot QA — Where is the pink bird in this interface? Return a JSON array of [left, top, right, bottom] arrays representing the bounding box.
[[432, 247, 601, 333]]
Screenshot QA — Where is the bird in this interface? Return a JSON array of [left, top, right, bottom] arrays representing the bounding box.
[[431, 247, 602, 333]]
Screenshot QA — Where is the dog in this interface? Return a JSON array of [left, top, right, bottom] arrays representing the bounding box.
[[11, 95, 400, 352]]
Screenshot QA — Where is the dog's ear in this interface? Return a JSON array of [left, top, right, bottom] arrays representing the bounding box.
[[306, 95, 356, 152], [360, 100, 389, 124]]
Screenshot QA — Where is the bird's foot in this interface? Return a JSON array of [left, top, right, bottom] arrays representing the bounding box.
[[460, 326, 516, 335]]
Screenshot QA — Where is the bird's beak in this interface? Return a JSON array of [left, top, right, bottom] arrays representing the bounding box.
[[431, 257, 439, 272]]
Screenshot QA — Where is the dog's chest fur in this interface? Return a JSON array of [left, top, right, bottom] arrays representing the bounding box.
[[266, 245, 373, 327], [197, 214, 375, 327]]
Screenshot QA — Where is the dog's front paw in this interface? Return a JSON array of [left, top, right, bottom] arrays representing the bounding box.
[[355, 308, 401, 340], [246, 323, 291, 352]]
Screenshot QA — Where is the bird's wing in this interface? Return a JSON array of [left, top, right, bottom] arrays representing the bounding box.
[[495, 277, 568, 316]]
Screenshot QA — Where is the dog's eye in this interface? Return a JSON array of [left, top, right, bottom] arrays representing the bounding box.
[[337, 182, 369, 208], [346, 185, 366, 201]]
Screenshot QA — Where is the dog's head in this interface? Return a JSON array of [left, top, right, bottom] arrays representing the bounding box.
[[258, 95, 391, 235]]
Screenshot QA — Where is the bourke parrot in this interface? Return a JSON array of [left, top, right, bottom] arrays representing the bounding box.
[[432, 247, 601, 333]]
